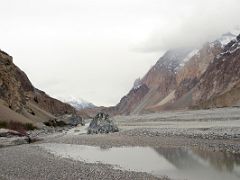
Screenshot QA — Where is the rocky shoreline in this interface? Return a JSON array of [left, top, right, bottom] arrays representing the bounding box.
[[0, 144, 167, 180], [1, 108, 240, 179]]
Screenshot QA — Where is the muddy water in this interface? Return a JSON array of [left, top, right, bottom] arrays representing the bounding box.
[[39, 143, 240, 180]]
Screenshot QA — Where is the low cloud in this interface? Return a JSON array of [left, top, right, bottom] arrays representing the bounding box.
[[135, 0, 240, 52], [1, 0, 240, 106]]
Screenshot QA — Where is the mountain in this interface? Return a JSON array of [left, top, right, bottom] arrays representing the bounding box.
[[113, 48, 194, 115], [59, 97, 96, 110], [215, 29, 240, 47], [192, 34, 240, 108], [0, 50, 76, 126], [113, 31, 240, 115]]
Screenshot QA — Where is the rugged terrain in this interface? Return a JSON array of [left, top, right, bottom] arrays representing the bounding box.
[[0, 49, 76, 126], [108, 32, 240, 115], [1, 30, 240, 180], [0, 107, 240, 180]]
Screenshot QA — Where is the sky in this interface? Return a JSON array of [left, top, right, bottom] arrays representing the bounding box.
[[0, 0, 240, 106]]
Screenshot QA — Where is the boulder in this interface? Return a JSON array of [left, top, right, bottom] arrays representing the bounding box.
[[0, 128, 30, 147], [0, 128, 25, 137], [43, 119, 66, 127], [87, 112, 119, 134], [68, 115, 85, 126], [43, 114, 84, 127]]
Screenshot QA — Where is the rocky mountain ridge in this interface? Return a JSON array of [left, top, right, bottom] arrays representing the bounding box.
[[112, 31, 240, 115], [0, 50, 76, 125], [192, 34, 240, 108]]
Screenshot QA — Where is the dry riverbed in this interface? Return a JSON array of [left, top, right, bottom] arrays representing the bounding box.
[[1, 107, 240, 180]]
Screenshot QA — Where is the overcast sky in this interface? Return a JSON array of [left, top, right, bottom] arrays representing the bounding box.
[[0, 0, 240, 106]]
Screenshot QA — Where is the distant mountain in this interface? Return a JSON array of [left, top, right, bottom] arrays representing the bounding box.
[[111, 30, 240, 115], [59, 97, 96, 110]]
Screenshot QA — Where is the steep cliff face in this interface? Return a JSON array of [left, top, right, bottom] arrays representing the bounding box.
[[113, 32, 240, 115], [134, 49, 194, 114], [113, 49, 193, 115], [0, 50, 29, 112], [175, 43, 222, 100], [115, 84, 149, 115], [142, 49, 193, 89], [29, 89, 76, 116], [193, 35, 240, 108], [0, 50, 76, 123], [150, 33, 240, 111]]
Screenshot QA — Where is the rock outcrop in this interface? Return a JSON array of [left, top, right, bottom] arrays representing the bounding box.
[[0, 50, 29, 112], [87, 113, 119, 134], [0, 128, 30, 147]]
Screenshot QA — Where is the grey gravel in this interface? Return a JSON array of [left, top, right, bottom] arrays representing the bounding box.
[[0, 145, 165, 180], [1, 107, 240, 179]]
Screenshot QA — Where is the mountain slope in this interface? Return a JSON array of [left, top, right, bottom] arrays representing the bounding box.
[[114, 48, 193, 115], [113, 31, 240, 115], [0, 49, 76, 125], [192, 34, 240, 108]]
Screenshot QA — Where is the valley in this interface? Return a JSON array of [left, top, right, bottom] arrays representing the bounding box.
[[1, 107, 240, 180], [0, 4, 240, 179]]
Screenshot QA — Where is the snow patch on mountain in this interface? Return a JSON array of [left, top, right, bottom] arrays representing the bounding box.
[[216, 35, 240, 60], [154, 49, 194, 73], [58, 96, 96, 110], [180, 49, 199, 67], [218, 33, 236, 46], [214, 29, 240, 47]]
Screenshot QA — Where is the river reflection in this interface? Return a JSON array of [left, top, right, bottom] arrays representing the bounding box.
[[38, 143, 240, 180]]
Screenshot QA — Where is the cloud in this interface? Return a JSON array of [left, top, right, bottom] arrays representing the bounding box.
[[135, 0, 240, 52], [1, 0, 240, 106]]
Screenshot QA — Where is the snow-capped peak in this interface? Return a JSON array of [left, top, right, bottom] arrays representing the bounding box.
[[58, 96, 96, 110], [215, 28, 240, 47]]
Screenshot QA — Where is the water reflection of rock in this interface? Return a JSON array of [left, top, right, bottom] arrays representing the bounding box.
[[154, 147, 240, 173], [192, 149, 240, 172], [154, 147, 204, 169]]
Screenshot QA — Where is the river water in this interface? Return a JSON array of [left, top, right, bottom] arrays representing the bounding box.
[[39, 143, 240, 180]]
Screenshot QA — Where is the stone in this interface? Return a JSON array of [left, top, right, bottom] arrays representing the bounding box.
[[87, 113, 119, 134], [0, 128, 31, 147], [43, 119, 67, 127], [0, 128, 24, 137], [68, 115, 85, 126]]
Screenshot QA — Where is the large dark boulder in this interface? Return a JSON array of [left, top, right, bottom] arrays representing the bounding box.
[[88, 113, 119, 134]]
